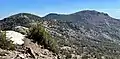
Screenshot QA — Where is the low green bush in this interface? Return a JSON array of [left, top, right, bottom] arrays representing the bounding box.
[[27, 23, 59, 53], [0, 31, 15, 50]]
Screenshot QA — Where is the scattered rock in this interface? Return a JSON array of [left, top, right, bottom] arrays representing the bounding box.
[[26, 47, 36, 58], [0, 40, 58, 59], [14, 26, 29, 35]]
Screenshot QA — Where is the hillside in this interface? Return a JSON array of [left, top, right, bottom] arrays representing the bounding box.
[[0, 13, 41, 30], [42, 10, 120, 59], [0, 10, 120, 59]]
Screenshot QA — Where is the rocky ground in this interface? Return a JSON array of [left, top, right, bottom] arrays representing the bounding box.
[[0, 38, 58, 59]]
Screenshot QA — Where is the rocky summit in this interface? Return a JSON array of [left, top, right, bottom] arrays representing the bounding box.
[[0, 10, 120, 59]]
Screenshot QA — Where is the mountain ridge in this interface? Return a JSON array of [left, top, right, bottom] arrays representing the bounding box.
[[0, 10, 120, 58], [0, 10, 119, 21]]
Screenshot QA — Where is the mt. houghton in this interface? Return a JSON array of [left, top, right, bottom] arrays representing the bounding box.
[[0, 10, 120, 59]]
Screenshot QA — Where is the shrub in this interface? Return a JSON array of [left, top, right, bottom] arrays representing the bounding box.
[[27, 23, 59, 53], [0, 31, 15, 50]]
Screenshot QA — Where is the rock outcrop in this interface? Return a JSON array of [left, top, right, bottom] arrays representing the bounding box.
[[6, 31, 25, 45]]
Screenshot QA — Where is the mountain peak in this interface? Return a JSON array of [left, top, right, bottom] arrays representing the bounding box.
[[8, 13, 41, 18], [47, 13, 58, 15], [0, 13, 41, 30], [74, 10, 109, 16]]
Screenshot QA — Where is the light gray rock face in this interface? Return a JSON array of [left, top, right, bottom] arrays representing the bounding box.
[[6, 31, 25, 45]]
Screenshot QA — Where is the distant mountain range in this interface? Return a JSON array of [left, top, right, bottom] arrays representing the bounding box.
[[1, 10, 120, 29], [1, 10, 120, 58]]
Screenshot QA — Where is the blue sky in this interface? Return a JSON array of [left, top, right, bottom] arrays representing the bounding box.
[[0, 0, 120, 19]]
